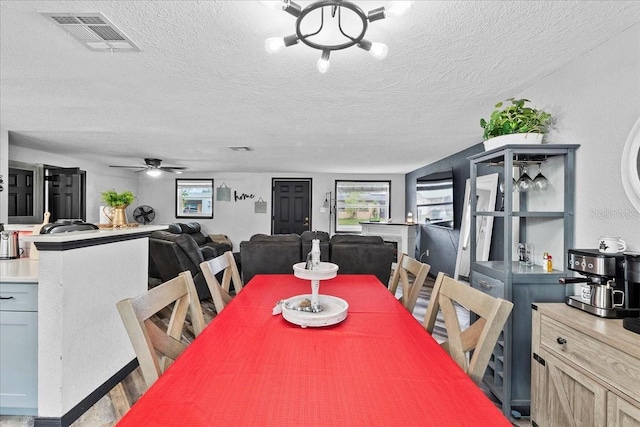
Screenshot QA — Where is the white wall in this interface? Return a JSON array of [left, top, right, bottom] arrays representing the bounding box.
[[519, 23, 640, 251], [8, 144, 139, 224], [137, 172, 405, 250]]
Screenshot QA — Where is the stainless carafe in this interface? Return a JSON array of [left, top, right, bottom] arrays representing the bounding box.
[[0, 230, 21, 259], [590, 281, 624, 309]]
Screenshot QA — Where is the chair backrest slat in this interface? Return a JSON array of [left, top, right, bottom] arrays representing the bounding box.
[[200, 251, 243, 314], [388, 253, 431, 313], [117, 270, 205, 389], [423, 272, 513, 385]]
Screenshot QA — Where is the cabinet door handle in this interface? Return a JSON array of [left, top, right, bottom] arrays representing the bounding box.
[[479, 281, 493, 290], [556, 337, 567, 345], [0, 296, 15, 300]]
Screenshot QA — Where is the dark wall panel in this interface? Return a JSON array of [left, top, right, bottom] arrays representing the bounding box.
[[406, 142, 504, 278]]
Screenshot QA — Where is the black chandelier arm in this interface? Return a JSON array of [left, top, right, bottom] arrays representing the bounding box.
[[298, 5, 325, 40], [337, 5, 362, 44]]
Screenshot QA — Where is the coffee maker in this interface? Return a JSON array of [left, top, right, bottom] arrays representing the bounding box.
[[561, 249, 640, 318]]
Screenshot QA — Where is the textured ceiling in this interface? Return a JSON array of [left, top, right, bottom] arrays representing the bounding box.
[[1, 1, 639, 174]]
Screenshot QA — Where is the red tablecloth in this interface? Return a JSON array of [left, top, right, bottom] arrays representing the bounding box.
[[117, 274, 511, 427]]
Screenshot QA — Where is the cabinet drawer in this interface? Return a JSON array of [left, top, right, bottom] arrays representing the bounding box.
[[0, 283, 37, 312], [540, 316, 640, 403], [471, 271, 505, 299]]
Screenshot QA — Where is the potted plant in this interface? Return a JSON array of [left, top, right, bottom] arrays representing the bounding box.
[[101, 190, 135, 226], [480, 98, 554, 150], [101, 190, 135, 207]]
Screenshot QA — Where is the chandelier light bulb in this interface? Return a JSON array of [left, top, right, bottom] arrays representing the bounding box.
[[368, 42, 388, 59], [265, 37, 286, 54], [146, 169, 161, 177], [385, 0, 415, 17], [317, 50, 330, 73]]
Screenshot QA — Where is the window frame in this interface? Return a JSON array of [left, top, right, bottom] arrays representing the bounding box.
[[334, 180, 391, 233], [175, 179, 214, 219]]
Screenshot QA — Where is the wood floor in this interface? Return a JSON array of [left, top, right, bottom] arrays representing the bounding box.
[[1, 277, 529, 427]]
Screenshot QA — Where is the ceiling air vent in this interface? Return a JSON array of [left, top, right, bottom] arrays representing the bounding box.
[[40, 12, 141, 52]]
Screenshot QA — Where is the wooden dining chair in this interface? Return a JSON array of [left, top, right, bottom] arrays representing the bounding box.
[[116, 270, 206, 389], [200, 251, 243, 314], [388, 253, 431, 313], [422, 272, 513, 385]]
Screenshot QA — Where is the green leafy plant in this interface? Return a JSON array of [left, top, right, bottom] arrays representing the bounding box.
[[101, 190, 135, 207], [480, 98, 554, 141]]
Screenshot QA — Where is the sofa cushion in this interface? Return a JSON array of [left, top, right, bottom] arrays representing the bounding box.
[[330, 234, 384, 245], [249, 233, 301, 243], [329, 234, 394, 285], [240, 234, 302, 283], [149, 231, 210, 300], [179, 222, 207, 246]]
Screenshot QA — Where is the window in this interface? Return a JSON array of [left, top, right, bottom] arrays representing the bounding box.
[[416, 170, 454, 228], [335, 180, 391, 233], [176, 179, 214, 219]]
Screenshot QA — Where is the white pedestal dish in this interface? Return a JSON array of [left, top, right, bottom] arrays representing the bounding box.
[[283, 262, 346, 328]]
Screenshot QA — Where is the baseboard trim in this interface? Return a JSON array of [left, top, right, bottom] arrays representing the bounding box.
[[34, 359, 138, 427]]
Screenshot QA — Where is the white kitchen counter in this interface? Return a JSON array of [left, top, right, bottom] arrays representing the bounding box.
[[24, 224, 166, 245], [13, 223, 167, 421], [0, 258, 39, 282]]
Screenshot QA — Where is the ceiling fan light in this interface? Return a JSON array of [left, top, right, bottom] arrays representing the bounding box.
[[146, 169, 161, 177], [385, 0, 414, 17]]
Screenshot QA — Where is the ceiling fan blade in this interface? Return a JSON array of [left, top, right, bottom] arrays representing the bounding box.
[[159, 166, 187, 171], [109, 165, 145, 169]]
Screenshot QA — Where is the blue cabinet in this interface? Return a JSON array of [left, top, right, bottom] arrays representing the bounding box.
[[468, 144, 579, 417], [0, 282, 38, 416]]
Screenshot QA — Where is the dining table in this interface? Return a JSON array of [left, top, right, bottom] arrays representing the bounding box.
[[117, 274, 511, 426]]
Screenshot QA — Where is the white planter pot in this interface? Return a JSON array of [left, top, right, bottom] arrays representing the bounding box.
[[483, 132, 544, 151]]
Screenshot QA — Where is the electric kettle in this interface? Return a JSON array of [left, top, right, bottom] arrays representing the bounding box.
[[0, 230, 21, 259]]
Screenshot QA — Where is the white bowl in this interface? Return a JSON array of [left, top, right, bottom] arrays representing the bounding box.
[[282, 294, 348, 328], [292, 262, 339, 281]]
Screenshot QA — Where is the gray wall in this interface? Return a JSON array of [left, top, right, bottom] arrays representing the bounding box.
[[406, 143, 488, 277]]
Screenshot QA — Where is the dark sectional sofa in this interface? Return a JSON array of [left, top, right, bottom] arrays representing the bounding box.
[[149, 222, 234, 300], [239, 231, 394, 285]]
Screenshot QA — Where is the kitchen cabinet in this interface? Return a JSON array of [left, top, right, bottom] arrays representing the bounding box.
[[532, 303, 640, 427], [0, 281, 38, 415], [467, 144, 579, 416]]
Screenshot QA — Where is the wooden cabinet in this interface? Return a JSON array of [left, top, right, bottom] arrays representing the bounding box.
[[0, 282, 38, 415], [532, 303, 640, 427], [468, 144, 579, 416]]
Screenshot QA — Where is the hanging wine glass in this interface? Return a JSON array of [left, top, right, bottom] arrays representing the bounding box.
[[516, 165, 533, 192], [533, 163, 549, 191]]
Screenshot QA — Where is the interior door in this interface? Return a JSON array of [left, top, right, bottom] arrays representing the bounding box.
[[46, 167, 86, 222], [272, 179, 311, 235], [8, 167, 34, 217]]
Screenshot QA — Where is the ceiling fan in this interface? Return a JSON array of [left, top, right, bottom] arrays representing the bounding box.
[[109, 158, 187, 176]]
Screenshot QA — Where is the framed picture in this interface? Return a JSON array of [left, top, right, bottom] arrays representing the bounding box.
[[176, 179, 214, 219]]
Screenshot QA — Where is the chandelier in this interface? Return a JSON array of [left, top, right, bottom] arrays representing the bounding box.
[[261, 1, 414, 73]]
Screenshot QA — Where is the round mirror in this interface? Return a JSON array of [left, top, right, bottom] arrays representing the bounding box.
[[621, 116, 640, 213]]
